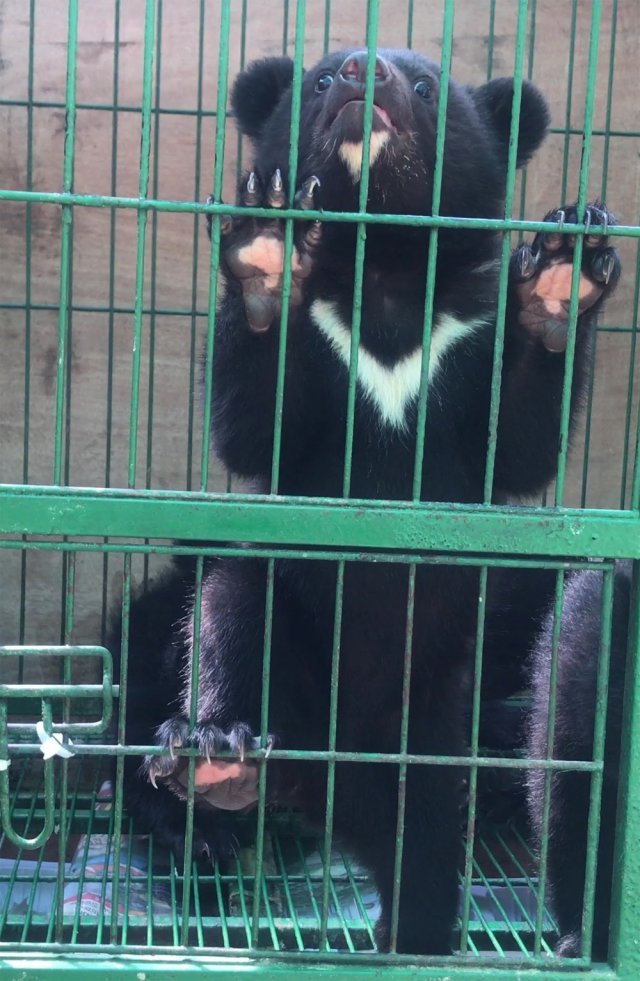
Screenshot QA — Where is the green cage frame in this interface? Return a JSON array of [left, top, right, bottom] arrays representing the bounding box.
[[1, 0, 640, 978]]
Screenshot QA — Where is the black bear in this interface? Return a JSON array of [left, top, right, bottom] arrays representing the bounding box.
[[527, 561, 631, 960], [117, 48, 620, 954]]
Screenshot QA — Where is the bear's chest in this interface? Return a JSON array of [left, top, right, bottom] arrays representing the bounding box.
[[310, 298, 486, 431]]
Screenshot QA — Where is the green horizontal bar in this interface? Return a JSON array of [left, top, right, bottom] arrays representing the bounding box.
[[0, 97, 223, 117], [0, 684, 104, 699], [0, 646, 110, 698], [0, 540, 614, 573], [4, 741, 602, 771], [0, 486, 638, 558], [1, 96, 639, 139], [0, 189, 639, 237], [0, 645, 107, 658], [0, 685, 104, 698], [0, 302, 633, 334], [0, 951, 618, 978], [0, 647, 110, 699]]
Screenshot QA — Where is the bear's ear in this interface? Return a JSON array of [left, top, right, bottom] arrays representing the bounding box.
[[473, 77, 549, 168], [231, 56, 296, 140]]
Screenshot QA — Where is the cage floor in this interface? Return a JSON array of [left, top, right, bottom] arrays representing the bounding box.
[[0, 759, 558, 956]]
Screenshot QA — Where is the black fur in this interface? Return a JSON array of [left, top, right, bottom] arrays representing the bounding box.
[[231, 56, 295, 140], [110, 560, 238, 865], [527, 562, 631, 959], [118, 49, 620, 955]]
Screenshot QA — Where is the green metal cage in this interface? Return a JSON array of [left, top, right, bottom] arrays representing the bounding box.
[[1, 1, 639, 979]]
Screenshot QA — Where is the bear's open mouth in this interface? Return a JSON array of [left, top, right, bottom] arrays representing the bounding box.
[[334, 99, 398, 135]]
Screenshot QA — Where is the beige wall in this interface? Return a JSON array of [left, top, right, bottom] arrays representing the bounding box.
[[0, 1, 639, 654]]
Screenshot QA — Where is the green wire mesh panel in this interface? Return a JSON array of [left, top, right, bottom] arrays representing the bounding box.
[[0, 756, 558, 955], [1, 1, 640, 980]]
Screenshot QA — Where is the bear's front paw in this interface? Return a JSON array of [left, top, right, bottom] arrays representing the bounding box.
[[209, 170, 322, 333], [143, 715, 275, 813], [511, 202, 620, 352]]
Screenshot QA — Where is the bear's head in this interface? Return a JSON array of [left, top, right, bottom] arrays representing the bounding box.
[[231, 49, 549, 220]]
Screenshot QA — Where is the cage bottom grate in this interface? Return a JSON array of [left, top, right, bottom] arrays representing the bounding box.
[[0, 758, 558, 957]]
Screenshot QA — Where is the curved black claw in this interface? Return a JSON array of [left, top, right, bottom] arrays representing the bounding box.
[[190, 720, 232, 763], [591, 248, 618, 285], [296, 177, 323, 255], [244, 171, 260, 207], [226, 721, 258, 761], [143, 715, 191, 787], [294, 175, 321, 210], [206, 194, 233, 239], [512, 243, 538, 281], [267, 168, 286, 208]]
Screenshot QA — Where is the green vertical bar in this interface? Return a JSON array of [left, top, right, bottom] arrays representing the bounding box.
[[486, 0, 497, 80], [533, 569, 565, 955], [388, 563, 416, 951], [252, 0, 307, 945], [126, 0, 156, 490], [411, 0, 454, 500], [143, 0, 164, 585], [18, 0, 36, 657], [187, 0, 207, 490], [579, 329, 599, 507], [180, 554, 205, 944], [560, 0, 579, 206], [391, 0, 453, 950], [54, 552, 76, 941], [317, 2, 381, 951], [112, 0, 156, 941], [599, 1, 617, 206], [323, 0, 331, 55], [110, 551, 131, 945], [249, 557, 276, 946], [282, 0, 290, 55], [459, 566, 489, 952], [269, 0, 306, 494], [406, 0, 414, 48], [620, 243, 640, 508], [579, 567, 614, 959], [235, 0, 248, 182], [341, 0, 379, 499], [100, 0, 121, 644], [145, 0, 164, 496], [483, 0, 528, 503], [516, 0, 537, 222], [200, 0, 231, 492], [318, 560, 344, 950], [52, 0, 79, 485], [553, 0, 602, 506], [581, 0, 616, 507], [609, 562, 640, 975]]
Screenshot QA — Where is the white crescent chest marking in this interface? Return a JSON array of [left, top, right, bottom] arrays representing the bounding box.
[[311, 298, 486, 429]]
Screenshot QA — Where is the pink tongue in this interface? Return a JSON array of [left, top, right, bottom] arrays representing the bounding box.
[[374, 104, 392, 127]]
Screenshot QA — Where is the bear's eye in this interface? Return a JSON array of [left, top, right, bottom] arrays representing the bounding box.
[[315, 72, 334, 94], [413, 79, 431, 100]]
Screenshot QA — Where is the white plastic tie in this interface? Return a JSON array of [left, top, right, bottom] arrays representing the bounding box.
[[36, 721, 75, 760], [0, 759, 10, 772]]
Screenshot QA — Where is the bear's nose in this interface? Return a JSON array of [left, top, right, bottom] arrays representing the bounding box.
[[338, 52, 390, 86]]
